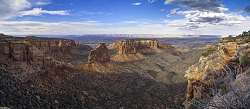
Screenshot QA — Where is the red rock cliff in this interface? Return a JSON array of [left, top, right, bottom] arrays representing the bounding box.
[[0, 36, 80, 65], [114, 39, 159, 55]]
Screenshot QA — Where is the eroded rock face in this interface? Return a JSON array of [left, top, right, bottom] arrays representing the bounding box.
[[1, 37, 78, 62], [0, 35, 87, 76], [88, 43, 110, 63], [114, 39, 159, 55], [0, 42, 33, 63], [24, 37, 78, 48]]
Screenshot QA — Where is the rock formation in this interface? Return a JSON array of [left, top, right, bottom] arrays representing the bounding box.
[[0, 35, 89, 76], [88, 43, 110, 63], [184, 34, 250, 109], [111, 39, 160, 62], [114, 39, 159, 55], [1, 38, 76, 62], [24, 36, 78, 48], [218, 41, 238, 61]]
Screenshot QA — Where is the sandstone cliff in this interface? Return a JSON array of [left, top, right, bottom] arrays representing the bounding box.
[[1, 37, 78, 62], [112, 39, 160, 62], [114, 39, 159, 55], [0, 35, 90, 78]]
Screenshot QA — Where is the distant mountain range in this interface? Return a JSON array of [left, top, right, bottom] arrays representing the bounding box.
[[32, 34, 221, 44]]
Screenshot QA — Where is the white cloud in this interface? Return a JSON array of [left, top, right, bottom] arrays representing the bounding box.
[[0, 20, 180, 35], [176, 9, 246, 24], [164, 16, 250, 36], [165, 0, 223, 12], [170, 8, 180, 15], [0, 0, 69, 19], [165, 0, 175, 4], [0, 0, 31, 19], [19, 8, 69, 16], [35, 1, 51, 6], [132, 2, 142, 6], [1, 19, 249, 36], [164, 0, 250, 36], [168, 7, 249, 31]]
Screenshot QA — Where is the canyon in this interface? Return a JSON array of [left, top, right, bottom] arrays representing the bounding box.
[[1, 32, 250, 109], [0, 34, 194, 109]]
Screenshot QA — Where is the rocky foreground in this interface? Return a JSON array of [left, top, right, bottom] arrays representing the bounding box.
[[184, 31, 250, 109]]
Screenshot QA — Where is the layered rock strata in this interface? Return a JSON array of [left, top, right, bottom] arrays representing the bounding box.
[[0, 35, 85, 76], [114, 39, 159, 55]]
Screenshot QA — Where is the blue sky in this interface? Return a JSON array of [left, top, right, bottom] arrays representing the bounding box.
[[18, 0, 170, 22], [0, 0, 250, 36]]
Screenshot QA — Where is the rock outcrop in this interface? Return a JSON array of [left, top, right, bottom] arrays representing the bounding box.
[[111, 39, 160, 62], [218, 41, 238, 61], [0, 35, 89, 77], [88, 43, 110, 63], [114, 39, 159, 55], [1, 42, 33, 63], [184, 34, 250, 109], [24, 36, 78, 48], [1, 37, 78, 62]]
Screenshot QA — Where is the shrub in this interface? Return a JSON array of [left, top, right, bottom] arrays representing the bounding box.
[[239, 53, 250, 66], [220, 84, 229, 95]]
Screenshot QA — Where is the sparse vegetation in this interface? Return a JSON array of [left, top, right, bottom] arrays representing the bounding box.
[[239, 53, 250, 66], [238, 30, 250, 37]]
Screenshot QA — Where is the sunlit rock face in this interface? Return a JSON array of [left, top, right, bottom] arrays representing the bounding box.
[[88, 43, 111, 63], [111, 39, 160, 62], [218, 41, 238, 62], [184, 54, 226, 104], [114, 39, 159, 55]]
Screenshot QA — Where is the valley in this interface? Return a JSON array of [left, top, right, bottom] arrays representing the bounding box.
[[1, 31, 250, 109], [0, 33, 211, 109], [1, 0, 250, 109]]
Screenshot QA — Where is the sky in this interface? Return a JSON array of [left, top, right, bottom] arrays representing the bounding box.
[[0, 0, 250, 36]]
